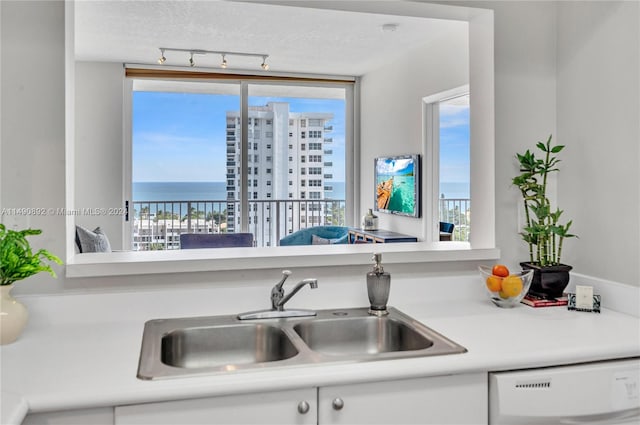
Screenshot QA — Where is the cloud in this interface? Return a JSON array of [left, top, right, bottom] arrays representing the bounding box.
[[134, 131, 213, 146], [377, 158, 413, 174], [440, 103, 469, 129]]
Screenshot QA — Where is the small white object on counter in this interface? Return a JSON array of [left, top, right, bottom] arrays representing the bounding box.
[[576, 285, 595, 309]]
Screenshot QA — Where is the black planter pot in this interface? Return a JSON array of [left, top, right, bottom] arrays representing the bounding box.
[[520, 262, 573, 299]]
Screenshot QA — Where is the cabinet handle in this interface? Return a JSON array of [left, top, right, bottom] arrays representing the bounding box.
[[332, 397, 344, 411], [297, 401, 310, 414]]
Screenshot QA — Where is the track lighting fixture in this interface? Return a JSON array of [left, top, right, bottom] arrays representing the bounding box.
[[156, 47, 270, 71]]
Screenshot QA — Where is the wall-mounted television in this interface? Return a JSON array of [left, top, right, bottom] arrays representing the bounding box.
[[374, 154, 421, 218]]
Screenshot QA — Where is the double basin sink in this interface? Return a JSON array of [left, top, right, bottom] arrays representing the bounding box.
[[137, 307, 467, 380]]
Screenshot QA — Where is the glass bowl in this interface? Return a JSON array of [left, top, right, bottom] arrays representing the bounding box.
[[478, 265, 534, 308]]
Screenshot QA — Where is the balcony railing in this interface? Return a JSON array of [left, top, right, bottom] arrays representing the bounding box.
[[132, 199, 346, 251], [131, 197, 469, 249], [439, 198, 471, 242]]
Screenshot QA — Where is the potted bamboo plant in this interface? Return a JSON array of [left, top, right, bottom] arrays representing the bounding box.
[[0, 224, 62, 344], [512, 135, 577, 299]]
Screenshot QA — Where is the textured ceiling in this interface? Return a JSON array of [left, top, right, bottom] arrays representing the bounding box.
[[74, 0, 466, 76]]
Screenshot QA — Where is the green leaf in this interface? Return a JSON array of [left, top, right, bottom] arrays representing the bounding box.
[[0, 226, 62, 285], [513, 134, 578, 264]]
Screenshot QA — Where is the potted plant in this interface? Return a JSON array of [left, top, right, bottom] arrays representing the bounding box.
[[0, 224, 62, 344], [512, 135, 577, 299]]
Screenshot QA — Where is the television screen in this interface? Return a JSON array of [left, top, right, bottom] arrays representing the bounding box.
[[374, 154, 420, 218]]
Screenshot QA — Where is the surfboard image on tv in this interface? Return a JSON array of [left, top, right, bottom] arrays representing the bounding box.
[[374, 154, 420, 218]]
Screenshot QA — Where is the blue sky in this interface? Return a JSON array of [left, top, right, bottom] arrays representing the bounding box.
[[133, 90, 467, 190], [133, 91, 346, 182], [439, 101, 470, 185]]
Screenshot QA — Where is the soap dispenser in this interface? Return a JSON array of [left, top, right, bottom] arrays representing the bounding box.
[[367, 253, 390, 316]]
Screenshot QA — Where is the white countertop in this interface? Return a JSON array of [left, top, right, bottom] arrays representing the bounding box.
[[1, 274, 639, 424]]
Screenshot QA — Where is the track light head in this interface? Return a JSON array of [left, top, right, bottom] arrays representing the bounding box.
[[156, 47, 269, 70]]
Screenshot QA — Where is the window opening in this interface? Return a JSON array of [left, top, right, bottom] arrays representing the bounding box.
[[131, 77, 349, 250], [438, 93, 470, 241]]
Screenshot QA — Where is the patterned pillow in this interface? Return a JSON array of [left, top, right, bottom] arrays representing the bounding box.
[[75, 225, 112, 253]]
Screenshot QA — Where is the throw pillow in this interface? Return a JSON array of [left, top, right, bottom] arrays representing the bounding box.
[[75, 225, 112, 253], [311, 234, 331, 245]]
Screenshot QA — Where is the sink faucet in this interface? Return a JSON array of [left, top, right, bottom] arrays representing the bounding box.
[[272, 272, 318, 311], [237, 270, 318, 320]]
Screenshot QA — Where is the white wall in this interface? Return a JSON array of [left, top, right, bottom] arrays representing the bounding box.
[[1, 0, 66, 293], [556, 1, 640, 286], [413, 0, 557, 262], [2, 1, 638, 295], [464, 0, 558, 271], [359, 25, 469, 238], [460, 0, 639, 287], [74, 62, 125, 248]]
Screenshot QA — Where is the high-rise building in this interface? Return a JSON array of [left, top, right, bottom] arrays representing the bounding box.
[[226, 102, 333, 246]]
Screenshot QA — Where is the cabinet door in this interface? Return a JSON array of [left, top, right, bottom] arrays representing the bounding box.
[[115, 388, 316, 425], [319, 373, 487, 425]]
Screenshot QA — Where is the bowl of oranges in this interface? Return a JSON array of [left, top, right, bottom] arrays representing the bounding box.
[[479, 264, 533, 308]]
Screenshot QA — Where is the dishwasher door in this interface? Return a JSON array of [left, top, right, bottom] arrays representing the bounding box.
[[490, 358, 640, 424]]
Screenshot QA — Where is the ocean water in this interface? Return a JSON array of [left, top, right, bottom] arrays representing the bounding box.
[[377, 175, 416, 216], [133, 181, 346, 201], [132, 181, 464, 203]]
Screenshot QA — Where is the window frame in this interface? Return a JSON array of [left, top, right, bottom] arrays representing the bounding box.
[[66, 3, 498, 278], [123, 71, 354, 249], [424, 86, 470, 243]]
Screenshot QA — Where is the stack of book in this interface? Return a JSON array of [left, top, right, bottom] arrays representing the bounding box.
[[521, 293, 568, 308]]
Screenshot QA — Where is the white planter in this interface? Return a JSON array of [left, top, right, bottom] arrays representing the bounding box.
[[0, 284, 28, 345]]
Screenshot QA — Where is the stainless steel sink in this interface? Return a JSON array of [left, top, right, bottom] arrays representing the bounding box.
[[293, 316, 433, 355], [137, 307, 466, 380], [161, 324, 298, 368]]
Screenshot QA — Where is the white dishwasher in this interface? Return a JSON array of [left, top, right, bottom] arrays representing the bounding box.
[[490, 358, 640, 424]]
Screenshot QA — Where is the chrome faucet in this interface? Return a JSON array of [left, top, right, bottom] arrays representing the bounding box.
[[270, 269, 292, 310], [238, 270, 318, 320], [273, 276, 318, 311]]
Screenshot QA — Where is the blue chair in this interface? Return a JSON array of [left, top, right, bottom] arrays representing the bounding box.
[[279, 226, 349, 246], [439, 222, 454, 241], [180, 233, 254, 249]]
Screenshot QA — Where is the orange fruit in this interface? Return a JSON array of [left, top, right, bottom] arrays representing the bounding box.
[[486, 275, 503, 292], [491, 264, 510, 278], [500, 275, 523, 298]]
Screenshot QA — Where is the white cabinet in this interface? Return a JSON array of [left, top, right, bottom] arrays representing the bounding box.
[[114, 388, 317, 425], [319, 373, 487, 425], [114, 373, 486, 425]]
